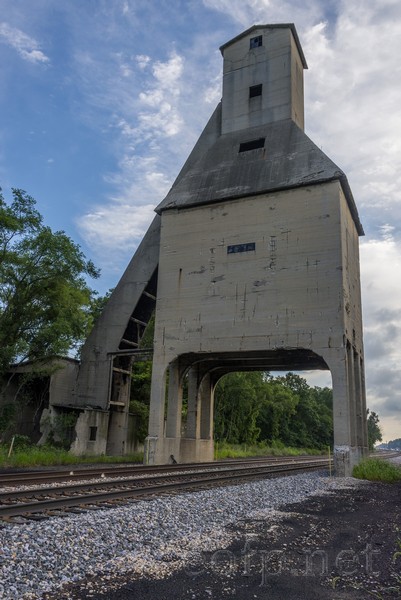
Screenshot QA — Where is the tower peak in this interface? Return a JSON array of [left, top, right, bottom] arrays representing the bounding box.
[[220, 23, 307, 133]]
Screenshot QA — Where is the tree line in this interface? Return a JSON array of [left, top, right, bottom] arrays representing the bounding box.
[[214, 371, 333, 449]]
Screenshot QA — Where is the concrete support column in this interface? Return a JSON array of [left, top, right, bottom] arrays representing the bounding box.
[[360, 358, 368, 451], [354, 353, 368, 452], [325, 346, 364, 476], [144, 362, 167, 464], [165, 362, 183, 438], [106, 358, 132, 456], [106, 409, 129, 455], [200, 373, 214, 440], [346, 342, 357, 447], [187, 366, 201, 439], [147, 362, 167, 437]]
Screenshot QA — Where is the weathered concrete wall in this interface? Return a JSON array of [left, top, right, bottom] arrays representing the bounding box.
[[73, 215, 161, 410], [49, 360, 79, 407], [148, 178, 367, 471], [70, 409, 109, 456], [339, 187, 364, 352], [154, 181, 347, 362], [1, 358, 79, 442]]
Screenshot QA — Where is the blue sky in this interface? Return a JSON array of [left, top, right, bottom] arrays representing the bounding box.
[[1, 0, 401, 441]]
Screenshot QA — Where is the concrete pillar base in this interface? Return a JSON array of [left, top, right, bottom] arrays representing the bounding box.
[[144, 436, 214, 465], [105, 409, 129, 456], [334, 445, 368, 476]]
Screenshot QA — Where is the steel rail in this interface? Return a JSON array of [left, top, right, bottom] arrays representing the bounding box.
[[0, 451, 397, 490], [0, 458, 330, 501], [0, 460, 331, 519], [0, 454, 329, 487]]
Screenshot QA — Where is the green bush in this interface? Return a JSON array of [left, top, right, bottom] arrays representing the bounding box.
[[353, 458, 401, 483], [10, 434, 32, 450]]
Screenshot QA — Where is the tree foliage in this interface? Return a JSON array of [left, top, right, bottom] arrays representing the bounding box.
[[0, 187, 99, 376], [367, 409, 382, 451], [214, 372, 334, 449], [388, 438, 401, 450], [128, 317, 154, 444], [214, 372, 263, 444]]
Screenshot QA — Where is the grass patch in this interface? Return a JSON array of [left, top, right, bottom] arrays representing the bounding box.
[[0, 445, 143, 468], [214, 441, 324, 460], [353, 458, 401, 483], [0, 439, 325, 468]]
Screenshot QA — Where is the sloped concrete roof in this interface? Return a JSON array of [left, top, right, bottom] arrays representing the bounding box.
[[156, 113, 364, 235]]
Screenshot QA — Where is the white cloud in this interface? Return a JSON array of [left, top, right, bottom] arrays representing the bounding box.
[[302, 2, 401, 233], [360, 234, 401, 435], [134, 52, 184, 137], [139, 89, 164, 107], [78, 152, 171, 256], [202, 0, 272, 27], [78, 202, 155, 262], [203, 73, 222, 104], [152, 52, 183, 91], [120, 63, 132, 77], [0, 22, 49, 63], [76, 47, 188, 259], [136, 54, 150, 69], [138, 101, 183, 137], [202, 0, 328, 29]]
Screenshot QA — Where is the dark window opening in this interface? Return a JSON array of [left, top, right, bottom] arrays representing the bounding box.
[[89, 426, 97, 441], [249, 84, 262, 98], [228, 242, 256, 254], [239, 138, 265, 152], [250, 35, 262, 49]]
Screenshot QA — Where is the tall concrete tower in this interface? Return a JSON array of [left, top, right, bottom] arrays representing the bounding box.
[[145, 24, 367, 475], [71, 24, 367, 476]]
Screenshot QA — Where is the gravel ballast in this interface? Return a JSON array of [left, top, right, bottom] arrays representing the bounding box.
[[0, 472, 359, 599]]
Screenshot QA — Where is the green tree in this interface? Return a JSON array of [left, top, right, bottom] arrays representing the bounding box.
[[87, 288, 114, 326], [367, 409, 382, 451], [388, 438, 401, 450], [128, 315, 155, 444], [308, 386, 333, 448], [0, 187, 99, 377], [214, 372, 263, 444], [274, 374, 333, 449], [214, 371, 333, 449], [129, 361, 152, 444], [256, 379, 299, 443]]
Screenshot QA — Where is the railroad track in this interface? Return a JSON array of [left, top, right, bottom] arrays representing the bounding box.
[[0, 454, 324, 487], [0, 457, 331, 521]]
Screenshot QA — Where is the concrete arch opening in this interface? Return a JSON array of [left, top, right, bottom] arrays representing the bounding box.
[[145, 347, 367, 475]]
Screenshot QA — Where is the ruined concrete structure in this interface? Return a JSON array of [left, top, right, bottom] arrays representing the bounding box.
[[67, 24, 367, 475]]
